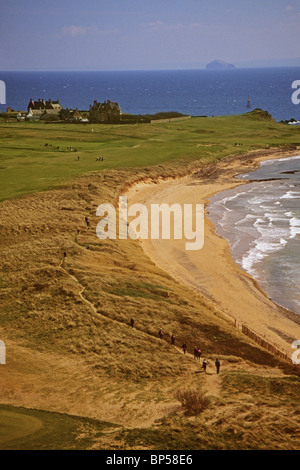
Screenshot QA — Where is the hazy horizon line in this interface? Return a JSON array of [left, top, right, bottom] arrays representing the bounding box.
[[1, 64, 300, 73]]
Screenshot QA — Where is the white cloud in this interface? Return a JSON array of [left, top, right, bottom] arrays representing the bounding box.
[[140, 20, 164, 30], [140, 21, 207, 34], [62, 25, 95, 36], [61, 25, 117, 37]]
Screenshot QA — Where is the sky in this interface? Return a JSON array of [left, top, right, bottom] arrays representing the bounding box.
[[0, 0, 300, 70]]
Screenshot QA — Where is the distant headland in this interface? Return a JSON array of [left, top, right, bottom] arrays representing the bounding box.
[[206, 60, 236, 70]]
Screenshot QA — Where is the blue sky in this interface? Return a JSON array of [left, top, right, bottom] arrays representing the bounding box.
[[0, 0, 300, 70]]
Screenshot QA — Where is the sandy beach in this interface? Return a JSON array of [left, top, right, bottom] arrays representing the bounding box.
[[126, 149, 300, 358]]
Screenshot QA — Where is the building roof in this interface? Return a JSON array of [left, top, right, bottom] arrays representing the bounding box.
[[91, 100, 121, 112], [72, 109, 82, 118], [28, 98, 62, 111]]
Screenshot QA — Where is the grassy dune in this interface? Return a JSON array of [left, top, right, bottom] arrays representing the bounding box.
[[0, 110, 300, 449]]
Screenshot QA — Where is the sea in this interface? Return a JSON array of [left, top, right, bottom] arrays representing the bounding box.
[[1, 67, 300, 315], [208, 155, 300, 316], [0, 67, 300, 122]]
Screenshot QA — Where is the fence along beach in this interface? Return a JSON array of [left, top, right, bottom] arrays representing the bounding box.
[[126, 148, 300, 360]]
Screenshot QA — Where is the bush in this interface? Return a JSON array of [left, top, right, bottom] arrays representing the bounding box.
[[175, 389, 210, 416]]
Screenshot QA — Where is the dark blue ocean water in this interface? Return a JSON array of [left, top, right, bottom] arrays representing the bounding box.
[[1, 68, 300, 121]]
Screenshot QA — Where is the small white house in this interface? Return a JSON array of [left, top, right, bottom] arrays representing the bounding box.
[[17, 113, 25, 121], [26, 110, 41, 121]]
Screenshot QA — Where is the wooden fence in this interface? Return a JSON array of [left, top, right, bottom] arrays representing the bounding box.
[[215, 308, 290, 362], [241, 325, 289, 361]]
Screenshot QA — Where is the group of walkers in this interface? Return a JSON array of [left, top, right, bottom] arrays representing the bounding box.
[[180, 340, 220, 374], [164, 329, 221, 374], [131, 320, 221, 375], [159, 328, 220, 374], [193, 346, 202, 361]]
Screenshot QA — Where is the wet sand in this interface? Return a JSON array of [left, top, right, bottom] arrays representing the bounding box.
[[126, 149, 300, 357]]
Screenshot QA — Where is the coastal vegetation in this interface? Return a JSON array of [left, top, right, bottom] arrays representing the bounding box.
[[0, 109, 299, 202], [0, 110, 300, 449]]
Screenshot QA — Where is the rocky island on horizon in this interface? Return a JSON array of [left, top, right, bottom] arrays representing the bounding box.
[[206, 59, 236, 70]]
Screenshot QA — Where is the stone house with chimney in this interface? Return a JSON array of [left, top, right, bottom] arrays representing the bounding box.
[[60, 107, 84, 122], [89, 100, 122, 123], [27, 98, 62, 120]]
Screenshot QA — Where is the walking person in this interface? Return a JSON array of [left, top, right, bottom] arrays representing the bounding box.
[[193, 346, 198, 360], [197, 348, 202, 361], [202, 358, 208, 374], [182, 342, 187, 355], [171, 334, 176, 346], [159, 328, 163, 339], [215, 358, 221, 374]]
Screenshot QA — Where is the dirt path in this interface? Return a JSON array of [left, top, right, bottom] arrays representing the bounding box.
[[173, 346, 222, 397], [59, 259, 98, 315], [58, 264, 225, 399]]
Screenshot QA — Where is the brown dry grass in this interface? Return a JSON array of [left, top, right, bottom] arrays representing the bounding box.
[[0, 160, 299, 449]]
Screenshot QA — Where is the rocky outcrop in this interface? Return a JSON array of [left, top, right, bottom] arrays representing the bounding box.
[[206, 60, 235, 70]]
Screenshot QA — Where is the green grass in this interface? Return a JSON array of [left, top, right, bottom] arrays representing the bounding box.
[[1, 110, 299, 201], [0, 404, 119, 450], [106, 281, 171, 301]]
